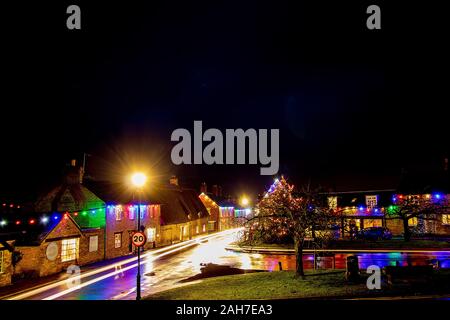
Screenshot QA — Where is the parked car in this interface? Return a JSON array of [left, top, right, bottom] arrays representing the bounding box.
[[357, 227, 392, 240]]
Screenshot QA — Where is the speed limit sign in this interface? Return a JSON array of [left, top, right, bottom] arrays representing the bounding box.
[[132, 231, 147, 247]]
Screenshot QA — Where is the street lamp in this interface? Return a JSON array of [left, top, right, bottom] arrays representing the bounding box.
[[240, 196, 249, 207], [131, 172, 147, 300]]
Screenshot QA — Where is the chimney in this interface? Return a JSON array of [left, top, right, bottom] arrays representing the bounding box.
[[169, 175, 179, 186], [212, 185, 219, 197], [200, 182, 207, 194], [65, 159, 83, 185]]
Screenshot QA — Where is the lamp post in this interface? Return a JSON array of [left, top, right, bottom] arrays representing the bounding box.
[[240, 196, 249, 207], [131, 172, 147, 301]]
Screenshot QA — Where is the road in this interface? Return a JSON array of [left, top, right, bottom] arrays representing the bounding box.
[[5, 228, 450, 300]]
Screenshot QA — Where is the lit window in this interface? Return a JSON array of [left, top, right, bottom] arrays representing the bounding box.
[[61, 238, 79, 262], [328, 196, 338, 210], [89, 236, 98, 252], [408, 217, 418, 226], [115, 206, 123, 221], [0, 250, 4, 273], [196, 225, 199, 234], [202, 224, 206, 232], [147, 228, 156, 242], [128, 206, 135, 220], [365, 195, 378, 209], [442, 214, 450, 225], [114, 233, 122, 248], [140, 205, 147, 219]]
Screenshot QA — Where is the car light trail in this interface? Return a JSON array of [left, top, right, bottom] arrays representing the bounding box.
[[7, 229, 240, 300]]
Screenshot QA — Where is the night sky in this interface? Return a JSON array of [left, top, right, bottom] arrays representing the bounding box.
[[2, 1, 448, 200]]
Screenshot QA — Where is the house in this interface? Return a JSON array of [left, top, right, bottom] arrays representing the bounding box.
[[33, 162, 106, 262], [0, 240, 14, 287], [85, 180, 162, 259], [199, 192, 220, 232], [86, 176, 210, 251], [0, 212, 104, 280], [324, 170, 450, 237], [154, 184, 210, 245], [326, 189, 396, 237]]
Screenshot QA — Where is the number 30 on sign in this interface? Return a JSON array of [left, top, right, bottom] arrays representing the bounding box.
[[132, 231, 147, 247]]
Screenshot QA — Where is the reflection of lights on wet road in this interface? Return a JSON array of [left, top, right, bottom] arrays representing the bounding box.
[[6, 227, 450, 300], [7, 229, 240, 300]]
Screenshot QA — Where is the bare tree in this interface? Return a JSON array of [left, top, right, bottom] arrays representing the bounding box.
[[385, 194, 448, 241], [242, 177, 340, 279]]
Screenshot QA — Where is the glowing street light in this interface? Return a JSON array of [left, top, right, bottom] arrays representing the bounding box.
[[131, 172, 147, 188], [240, 196, 249, 207], [130, 172, 147, 301]]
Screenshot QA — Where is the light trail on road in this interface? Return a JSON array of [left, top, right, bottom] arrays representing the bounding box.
[[6, 229, 240, 300]]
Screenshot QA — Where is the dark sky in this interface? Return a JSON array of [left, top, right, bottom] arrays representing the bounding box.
[[2, 1, 449, 200]]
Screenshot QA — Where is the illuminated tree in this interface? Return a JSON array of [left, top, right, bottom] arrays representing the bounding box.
[[243, 177, 339, 278], [385, 193, 449, 242]]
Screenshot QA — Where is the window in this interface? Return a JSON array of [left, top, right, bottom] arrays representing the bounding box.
[[114, 233, 122, 248], [128, 206, 135, 220], [328, 196, 338, 210], [0, 250, 4, 273], [139, 205, 146, 219], [147, 228, 156, 242], [202, 224, 206, 232], [196, 225, 199, 234], [408, 217, 418, 226], [364, 219, 382, 228], [89, 236, 98, 252], [442, 214, 450, 225], [115, 206, 123, 221], [61, 238, 79, 262], [365, 195, 378, 209]]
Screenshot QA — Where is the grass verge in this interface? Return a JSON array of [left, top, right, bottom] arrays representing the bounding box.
[[146, 270, 370, 300]]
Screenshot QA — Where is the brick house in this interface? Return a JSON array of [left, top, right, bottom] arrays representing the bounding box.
[[0, 240, 14, 287], [199, 192, 220, 232], [154, 186, 210, 245], [85, 180, 162, 259], [104, 203, 161, 259], [0, 213, 104, 280], [324, 170, 450, 238], [87, 178, 210, 249]]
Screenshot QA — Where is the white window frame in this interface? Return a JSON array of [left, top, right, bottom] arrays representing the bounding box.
[[61, 238, 79, 262], [114, 232, 122, 248], [365, 195, 378, 209], [115, 206, 123, 221], [89, 235, 99, 252], [328, 196, 338, 210], [147, 227, 156, 242], [128, 206, 135, 220]]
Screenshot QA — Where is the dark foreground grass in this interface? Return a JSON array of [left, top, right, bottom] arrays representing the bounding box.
[[146, 269, 450, 300], [146, 270, 369, 300]]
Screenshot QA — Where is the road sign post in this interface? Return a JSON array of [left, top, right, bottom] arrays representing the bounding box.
[[132, 231, 147, 248], [134, 203, 146, 300]]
